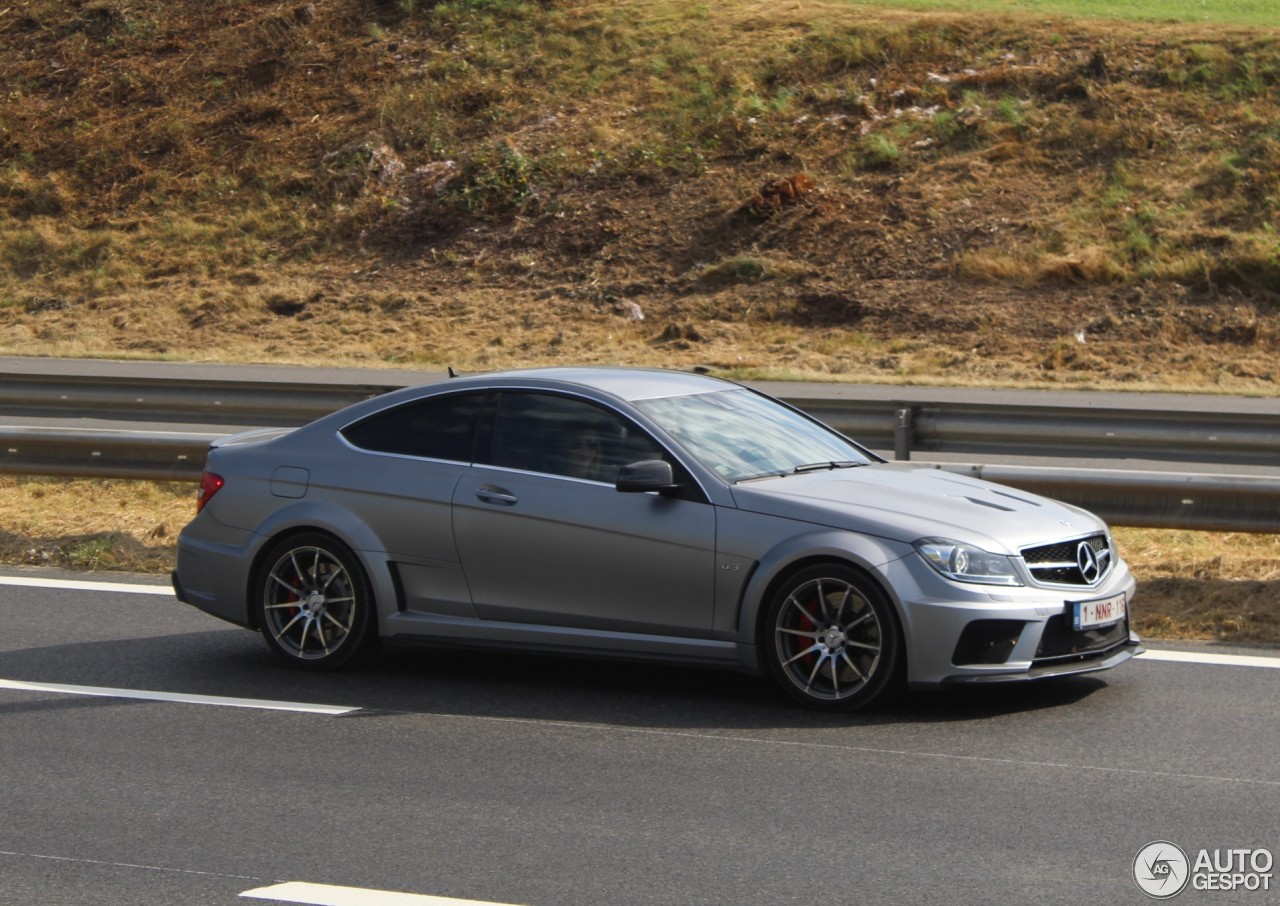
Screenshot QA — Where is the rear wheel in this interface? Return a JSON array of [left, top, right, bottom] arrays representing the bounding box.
[[764, 564, 900, 711], [254, 533, 376, 670]]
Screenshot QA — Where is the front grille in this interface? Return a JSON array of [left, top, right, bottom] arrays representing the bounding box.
[[1035, 613, 1129, 663], [1021, 533, 1113, 587]]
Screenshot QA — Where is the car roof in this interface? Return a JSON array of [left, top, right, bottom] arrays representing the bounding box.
[[450, 367, 738, 402]]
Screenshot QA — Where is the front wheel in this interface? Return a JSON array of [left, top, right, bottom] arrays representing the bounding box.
[[764, 564, 901, 711], [254, 533, 377, 670]]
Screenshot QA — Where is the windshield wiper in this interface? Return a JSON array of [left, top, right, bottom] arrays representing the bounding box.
[[734, 469, 790, 484], [791, 461, 866, 474], [734, 461, 867, 483]]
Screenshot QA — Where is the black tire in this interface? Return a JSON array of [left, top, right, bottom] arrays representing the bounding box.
[[763, 563, 901, 712], [253, 533, 377, 670]]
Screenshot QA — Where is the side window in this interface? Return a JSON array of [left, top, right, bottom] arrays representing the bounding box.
[[340, 392, 483, 462], [485, 392, 667, 483]]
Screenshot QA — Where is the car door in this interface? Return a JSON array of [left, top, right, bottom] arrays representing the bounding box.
[[451, 390, 717, 638]]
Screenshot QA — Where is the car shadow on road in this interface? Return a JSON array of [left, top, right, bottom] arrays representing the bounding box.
[[365, 642, 1110, 729], [0, 626, 1112, 731]]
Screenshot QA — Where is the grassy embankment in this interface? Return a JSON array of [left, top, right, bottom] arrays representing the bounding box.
[[0, 0, 1276, 641], [1, 0, 1278, 385]]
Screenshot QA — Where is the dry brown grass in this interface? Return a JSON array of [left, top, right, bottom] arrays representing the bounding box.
[[0, 1, 1279, 390], [0, 477, 1274, 646], [0, 477, 192, 573], [1117, 527, 1280, 645]]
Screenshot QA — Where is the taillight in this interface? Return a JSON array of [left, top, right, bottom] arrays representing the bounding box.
[[196, 471, 224, 513]]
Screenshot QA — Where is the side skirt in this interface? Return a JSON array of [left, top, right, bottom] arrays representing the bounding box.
[[382, 611, 756, 671]]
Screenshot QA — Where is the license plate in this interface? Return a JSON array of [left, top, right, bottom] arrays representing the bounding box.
[[1071, 593, 1127, 631]]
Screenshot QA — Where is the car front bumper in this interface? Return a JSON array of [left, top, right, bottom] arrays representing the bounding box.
[[937, 633, 1143, 685], [884, 555, 1142, 689]]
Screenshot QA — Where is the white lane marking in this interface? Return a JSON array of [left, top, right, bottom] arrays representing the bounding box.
[[241, 882, 523, 906], [0, 575, 172, 596], [1138, 649, 1280, 669], [0, 678, 358, 715], [0, 856, 513, 906]]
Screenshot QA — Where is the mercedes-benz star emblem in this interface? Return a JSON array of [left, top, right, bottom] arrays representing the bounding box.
[[1077, 541, 1101, 583]]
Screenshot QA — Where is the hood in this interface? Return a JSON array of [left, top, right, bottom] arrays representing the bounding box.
[[730, 463, 1104, 554]]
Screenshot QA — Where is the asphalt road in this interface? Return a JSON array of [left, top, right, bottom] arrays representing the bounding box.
[[2, 572, 1278, 906]]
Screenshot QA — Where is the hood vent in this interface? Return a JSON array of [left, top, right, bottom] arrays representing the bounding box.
[[958, 496, 1016, 512]]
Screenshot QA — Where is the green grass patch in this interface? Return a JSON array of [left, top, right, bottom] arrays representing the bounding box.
[[849, 0, 1280, 27]]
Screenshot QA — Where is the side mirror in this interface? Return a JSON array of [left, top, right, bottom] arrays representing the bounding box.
[[616, 460, 679, 494]]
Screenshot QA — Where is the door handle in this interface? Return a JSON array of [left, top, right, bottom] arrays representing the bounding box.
[[475, 486, 518, 506]]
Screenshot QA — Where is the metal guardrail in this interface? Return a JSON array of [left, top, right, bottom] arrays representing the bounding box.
[[0, 427, 213, 482], [787, 398, 1280, 467], [1, 373, 1278, 532], [1, 429, 1278, 534], [5, 371, 1278, 463], [941, 464, 1280, 534], [0, 372, 386, 426]]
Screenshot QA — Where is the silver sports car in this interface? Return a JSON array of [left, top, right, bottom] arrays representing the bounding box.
[[173, 367, 1141, 710]]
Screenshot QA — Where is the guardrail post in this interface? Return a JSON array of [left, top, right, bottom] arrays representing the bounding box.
[[895, 407, 915, 461]]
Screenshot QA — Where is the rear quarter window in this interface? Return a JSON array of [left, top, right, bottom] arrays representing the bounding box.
[[339, 392, 483, 462]]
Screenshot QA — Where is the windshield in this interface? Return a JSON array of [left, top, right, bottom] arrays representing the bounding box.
[[635, 389, 875, 482]]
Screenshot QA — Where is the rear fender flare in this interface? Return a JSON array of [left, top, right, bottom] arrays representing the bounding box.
[[244, 500, 398, 627]]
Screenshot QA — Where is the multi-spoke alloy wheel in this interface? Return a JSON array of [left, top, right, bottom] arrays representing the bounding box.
[[765, 565, 900, 711], [255, 534, 375, 670]]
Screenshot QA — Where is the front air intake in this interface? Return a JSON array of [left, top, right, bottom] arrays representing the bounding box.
[[952, 619, 1026, 666]]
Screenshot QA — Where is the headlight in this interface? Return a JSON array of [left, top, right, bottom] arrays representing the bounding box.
[[914, 538, 1023, 587]]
